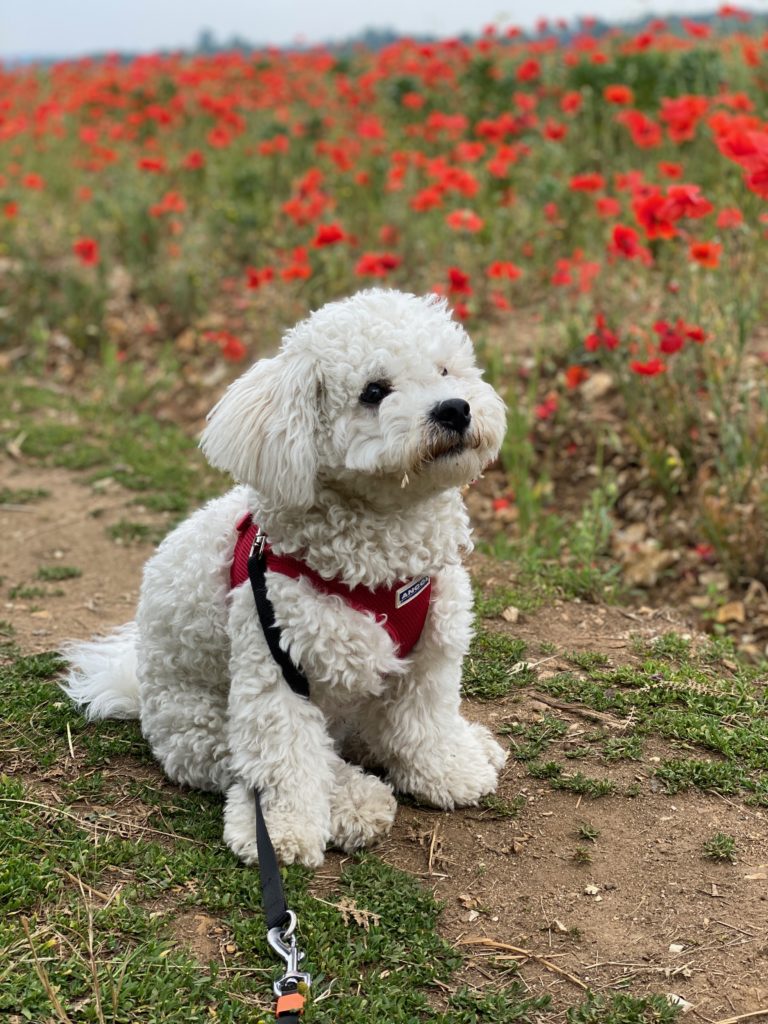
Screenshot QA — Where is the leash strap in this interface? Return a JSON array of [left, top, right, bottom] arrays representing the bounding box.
[[254, 789, 291, 931], [247, 532, 311, 1019], [248, 533, 310, 700]]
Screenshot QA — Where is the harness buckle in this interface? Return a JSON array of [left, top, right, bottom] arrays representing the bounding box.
[[249, 528, 267, 561], [268, 912, 312, 998]]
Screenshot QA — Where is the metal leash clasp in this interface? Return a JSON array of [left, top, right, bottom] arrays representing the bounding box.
[[267, 911, 312, 998], [249, 528, 267, 561]]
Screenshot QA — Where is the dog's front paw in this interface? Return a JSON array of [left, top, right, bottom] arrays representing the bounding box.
[[330, 763, 397, 853], [223, 781, 330, 868], [390, 721, 507, 809], [469, 720, 507, 773]]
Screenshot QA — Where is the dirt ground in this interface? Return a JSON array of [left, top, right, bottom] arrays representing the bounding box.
[[2, 457, 767, 1021]]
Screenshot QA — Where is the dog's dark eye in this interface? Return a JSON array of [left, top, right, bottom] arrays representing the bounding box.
[[440, 367, 449, 377], [360, 380, 392, 406]]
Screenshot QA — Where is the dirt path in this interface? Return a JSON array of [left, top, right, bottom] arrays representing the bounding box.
[[2, 456, 767, 1018]]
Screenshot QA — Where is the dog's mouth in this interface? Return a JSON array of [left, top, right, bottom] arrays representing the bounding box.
[[418, 430, 481, 466], [430, 439, 465, 459]]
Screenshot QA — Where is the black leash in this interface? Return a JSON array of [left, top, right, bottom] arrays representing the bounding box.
[[248, 530, 312, 1021]]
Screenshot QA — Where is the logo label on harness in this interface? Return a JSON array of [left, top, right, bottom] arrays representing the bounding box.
[[395, 575, 430, 608]]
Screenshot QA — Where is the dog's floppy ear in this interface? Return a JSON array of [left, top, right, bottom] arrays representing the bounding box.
[[200, 350, 320, 508]]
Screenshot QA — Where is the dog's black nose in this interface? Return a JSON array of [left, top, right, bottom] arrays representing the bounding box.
[[431, 398, 471, 435]]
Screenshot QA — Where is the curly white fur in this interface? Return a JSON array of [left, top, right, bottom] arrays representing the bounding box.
[[62, 289, 508, 867]]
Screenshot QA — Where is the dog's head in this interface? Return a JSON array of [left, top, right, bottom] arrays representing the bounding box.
[[201, 289, 507, 508]]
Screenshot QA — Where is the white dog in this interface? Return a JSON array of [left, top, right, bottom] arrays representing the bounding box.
[[63, 289, 508, 867]]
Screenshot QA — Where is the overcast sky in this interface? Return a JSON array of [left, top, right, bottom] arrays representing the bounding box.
[[1, 0, 765, 58]]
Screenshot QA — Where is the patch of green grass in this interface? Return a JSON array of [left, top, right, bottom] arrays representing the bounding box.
[[37, 564, 82, 581], [702, 832, 737, 863], [0, 486, 49, 505], [527, 761, 616, 798], [567, 651, 610, 671], [8, 583, 49, 600], [576, 823, 600, 842], [564, 744, 592, 760], [473, 583, 542, 617], [602, 735, 643, 762], [448, 985, 550, 1021], [0, 644, 691, 1021], [526, 633, 768, 803], [504, 715, 569, 761], [566, 993, 680, 1023], [479, 793, 526, 819], [0, 769, 550, 1023], [633, 633, 692, 661], [486, 479, 624, 605], [0, 381, 224, 523], [572, 846, 592, 865], [107, 520, 165, 544], [654, 758, 745, 797], [0, 650, 150, 769], [462, 630, 532, 700]]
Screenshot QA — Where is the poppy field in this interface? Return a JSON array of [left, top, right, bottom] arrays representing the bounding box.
[[4, 16, 768, 1022], [3, 10, 768, 633]]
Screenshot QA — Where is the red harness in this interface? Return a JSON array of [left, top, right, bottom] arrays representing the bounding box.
[[230, 513, 432, 658]]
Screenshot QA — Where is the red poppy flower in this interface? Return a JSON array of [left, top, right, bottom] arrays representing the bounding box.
[[137, 156, 166, 173], [682, 19, 711, 37], [4, 201, 18, 219], [689, 241, 722, 268], [205, 330, 247, 362], [445, 209, 484, 232], [312, 222, 346, 247], [401, 91, 425, 109], [149, 191, 187, 217], [632, 192, 677, 239], [565, 365, 590, 389], [486, 261, 522, 280], [716, 207, 743, 228], [22, 173, 45, 190], [534, 393, 558, 420], [490, 291, 512, 311], [543, 120, 567, 142], [354, 252, 401, 277], [410, 187, 444, 212], [615, 110, 662, 149], [516, 59, 541, 83], [609, 224, 652, 264], [664, 184, 713, 221], [560, 91, 583, 115], [447, 267, 472, 295], [603, 84, 634, 105], [246, 266, 274, 289], [596, 197, 621, 218], [569, 172, 605, 192], [653, 321, 685, 354], [72, 237, 99, 266], [182, 150, 206, 170], [585, 313, 619, 351], [658, 162, 683, 178], [630, 358, 666, 376]]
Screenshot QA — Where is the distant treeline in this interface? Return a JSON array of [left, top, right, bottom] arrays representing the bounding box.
[[7, 10, 768, 66]]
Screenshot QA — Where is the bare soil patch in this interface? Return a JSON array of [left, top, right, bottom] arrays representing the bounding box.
[[2, 455, 767, 1020]]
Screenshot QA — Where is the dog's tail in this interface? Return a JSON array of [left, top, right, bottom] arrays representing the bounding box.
[[61, 622, 140, 721]]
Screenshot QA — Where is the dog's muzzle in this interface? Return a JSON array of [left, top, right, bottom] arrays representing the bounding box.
[[424, 399, 472, 459]]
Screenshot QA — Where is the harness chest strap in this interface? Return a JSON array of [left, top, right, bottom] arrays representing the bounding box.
[[231, 513, 432, 658]]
